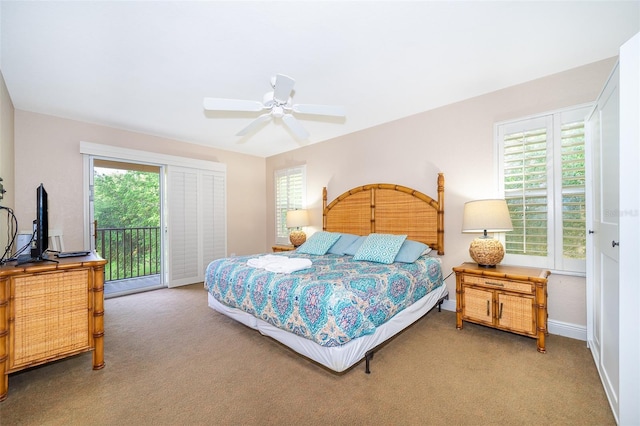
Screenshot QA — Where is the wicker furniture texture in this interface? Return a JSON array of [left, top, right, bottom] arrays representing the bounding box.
[[322, 173, 445, 254], [0, 252, 107, 401], [453, 262, 550, 352], [272, 244, 295, 252]]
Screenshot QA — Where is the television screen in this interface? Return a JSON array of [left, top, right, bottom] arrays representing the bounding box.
[[30, 183, 49, 260]]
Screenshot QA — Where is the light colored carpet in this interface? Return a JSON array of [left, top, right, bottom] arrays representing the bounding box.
[[0, 284, 614, 425]]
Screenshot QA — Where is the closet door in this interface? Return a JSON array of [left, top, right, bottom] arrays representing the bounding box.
[[587, 64, 620, 421], [167, 166, 226, 287]]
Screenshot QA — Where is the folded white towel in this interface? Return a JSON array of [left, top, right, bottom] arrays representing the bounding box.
[[264, 257, 312, 274], [247, 254, 282, 269], [247, 255, 312, 273]]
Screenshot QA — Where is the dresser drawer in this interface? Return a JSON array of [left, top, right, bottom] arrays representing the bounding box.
[[462, 274, 534, 294]]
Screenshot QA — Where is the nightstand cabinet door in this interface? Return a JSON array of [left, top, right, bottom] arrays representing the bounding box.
[[496, 292, 536, 335], [462, 287, 493, 325]]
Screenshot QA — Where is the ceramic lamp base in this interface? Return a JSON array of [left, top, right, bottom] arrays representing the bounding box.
[[469, 237, 505, 267], [289, 230, 307, 247]]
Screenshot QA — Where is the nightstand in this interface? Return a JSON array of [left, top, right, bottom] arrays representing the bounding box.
[[272, 245, 295, 252], [453, 262, 550, 353]]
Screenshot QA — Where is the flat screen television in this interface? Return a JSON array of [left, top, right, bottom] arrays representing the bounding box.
[[30, 183, 49, 261]]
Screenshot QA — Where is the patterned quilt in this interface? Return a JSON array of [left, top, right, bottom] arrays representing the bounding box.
[[205, 252, 443, 347]]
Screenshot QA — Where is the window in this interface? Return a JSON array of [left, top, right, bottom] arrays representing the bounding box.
[[496, 105, 590, 273], [274, 166, 306, 245]]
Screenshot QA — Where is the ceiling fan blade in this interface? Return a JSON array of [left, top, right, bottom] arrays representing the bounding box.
[[203, 98, 264, 112], [292, 103, 346, 117], [282, 114, 310, 140], [273, 74, 296, 104], [236, 113, 272, 136]]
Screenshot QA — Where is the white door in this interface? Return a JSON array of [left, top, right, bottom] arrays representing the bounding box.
[[586, 64, 620, 419]]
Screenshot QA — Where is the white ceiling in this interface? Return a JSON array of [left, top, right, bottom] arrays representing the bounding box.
[[1, 1, 638, 158]]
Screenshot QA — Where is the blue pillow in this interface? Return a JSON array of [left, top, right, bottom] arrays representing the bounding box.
[[394, 240, 431, 263], [343, 236, 367, 256], [353, 233, 407, 264], [296, 231, 341, 255], [327, 233, 361, 255]]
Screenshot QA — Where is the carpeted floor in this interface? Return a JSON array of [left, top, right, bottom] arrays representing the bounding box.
[[0, 284, 614, 425]]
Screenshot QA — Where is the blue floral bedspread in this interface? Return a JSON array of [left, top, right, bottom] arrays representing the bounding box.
[[205, 252, 443, 347]]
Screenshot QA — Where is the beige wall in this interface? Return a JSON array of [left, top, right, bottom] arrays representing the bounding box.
[[13, 111, 267, 257], [0, 70, 15, 253], [266, 57, 618, 329]]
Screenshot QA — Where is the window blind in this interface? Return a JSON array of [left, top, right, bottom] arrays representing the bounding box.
[[503, 127, 548, 257], [168, 166, 226, 286], [497, 105, 590, 273], [274, 166, 306, 245], [560, 121, 586, 260]]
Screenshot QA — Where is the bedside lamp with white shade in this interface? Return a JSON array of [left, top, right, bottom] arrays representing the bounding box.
[[286, 209, 309, 247], [462, 199, 513, 267]]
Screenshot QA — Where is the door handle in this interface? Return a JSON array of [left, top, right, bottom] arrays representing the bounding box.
[[612, 240, 619, 248]]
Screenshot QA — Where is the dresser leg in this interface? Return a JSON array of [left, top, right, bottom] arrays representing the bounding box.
[[0, 276, 8, 401]]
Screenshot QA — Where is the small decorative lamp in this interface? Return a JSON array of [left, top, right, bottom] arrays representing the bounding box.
[[462, 199, 513, 267], [286, 209, 309, 247]]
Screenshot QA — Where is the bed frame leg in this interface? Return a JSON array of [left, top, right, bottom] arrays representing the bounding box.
[[437, 293, 449, 312], [365, 351, 374, 374]]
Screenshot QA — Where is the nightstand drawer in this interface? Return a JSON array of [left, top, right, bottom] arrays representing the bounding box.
[[462, 275, 533, 294]]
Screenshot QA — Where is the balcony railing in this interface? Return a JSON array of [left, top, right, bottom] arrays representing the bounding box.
[[96, 226, 161, 282]]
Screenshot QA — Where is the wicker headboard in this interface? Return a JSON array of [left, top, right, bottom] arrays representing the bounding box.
[[322, 173, 444, 255]]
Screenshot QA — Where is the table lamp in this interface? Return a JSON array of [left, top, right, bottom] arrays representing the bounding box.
[[286, 209, 309, 247], [462, 199, 513, 267]]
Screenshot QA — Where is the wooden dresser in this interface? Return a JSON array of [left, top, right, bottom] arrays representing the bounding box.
[[0, 252, 107, 401], [453, 262, 550, 353]]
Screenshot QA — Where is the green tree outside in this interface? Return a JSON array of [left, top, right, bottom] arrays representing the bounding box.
[[94, 169, 161, 280]]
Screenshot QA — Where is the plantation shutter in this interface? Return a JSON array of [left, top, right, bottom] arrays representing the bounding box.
[[275, 166, 306, 245], [501, 116, 552, 263], [167, 165, 226, 287], [498, 106, 589, 272], [560, 121, 586, 256]]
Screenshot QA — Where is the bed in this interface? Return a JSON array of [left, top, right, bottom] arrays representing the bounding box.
[[205, 173, 447, 373]]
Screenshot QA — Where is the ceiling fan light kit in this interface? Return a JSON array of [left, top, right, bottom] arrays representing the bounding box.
[[203, 74, 345, 141]]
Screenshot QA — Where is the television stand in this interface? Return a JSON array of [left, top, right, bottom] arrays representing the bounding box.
[[15, 253, 58, 265], [0, 252, 107, 401]]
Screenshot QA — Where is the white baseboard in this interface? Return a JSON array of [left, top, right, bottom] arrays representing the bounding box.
[[547, 319, 587, 341], [438, 299, 586, 341], [440, 298, 457, 313]]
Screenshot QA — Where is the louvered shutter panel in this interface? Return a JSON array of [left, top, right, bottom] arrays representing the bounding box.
[[274, 166, 305, 245], [501, 117, 551, 258], [202, 171, 227, 265], [560, 121, 586, 260], [167, 166, 226, 287], [498, 106, 589, 272]]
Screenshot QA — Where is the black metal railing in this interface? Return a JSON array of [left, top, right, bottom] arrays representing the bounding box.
[[96, 227, 161, 282]]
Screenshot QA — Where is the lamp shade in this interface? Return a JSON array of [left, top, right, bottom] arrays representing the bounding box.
[[286, 209, 309, 228], [462, 199, 513, 234]]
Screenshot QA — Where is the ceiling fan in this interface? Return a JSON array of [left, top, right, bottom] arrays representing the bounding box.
[[203, 74, 346, 141]]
